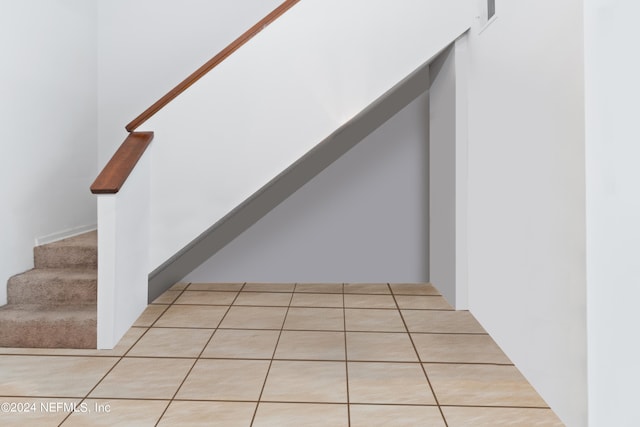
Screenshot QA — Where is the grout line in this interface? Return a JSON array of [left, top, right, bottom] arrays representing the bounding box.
[[127, 323, 489, 336], [165, 303, 455, 312], [70, 354, 511, 367], [152, 283, 247, 427], [409, 331, 489, 336], [249, 285, 296, 426], [0, 395, 544, 410], [138, 326, 488, 335], [418, 361, 515, 366], [2, 395, 551, 409], [439, 404, 552, 409], [387, 283, 449, 427], [342, 285, 351, 427]]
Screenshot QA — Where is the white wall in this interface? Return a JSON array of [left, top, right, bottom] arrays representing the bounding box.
[[97, 0, 282, 165], [138, 0, 471, 271], [0, 0, 98, 305], [465, 1, 587, 425], [185, 91, 429, 283], [429, 37, 469, 310], [585, 1, 640, 425], [429, 47, 458, 306]]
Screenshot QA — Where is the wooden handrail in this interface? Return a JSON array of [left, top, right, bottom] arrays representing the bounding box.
[[91, 132, 153, 194], [125, 0, 300, 132], [94, 2, 299, 195]]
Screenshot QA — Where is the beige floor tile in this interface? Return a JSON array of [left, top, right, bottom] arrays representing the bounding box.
[[290, 292, 343, 308], [219, 306, 288, 329], [202, 329, 280, 359], [275, 331, 345, 360], [158, 401, 256, 427], [343, 283, 391, 294], [402, 310, 486, 334], [234, 292, 292, 307], [442, 406, 565, 426], [176, 359, 270, 401], [152, 290, 182, 304], [412, 334, 511, 364], [425, 364, 548, 407], [188, 283, 244, 292], [348, 362, 436, 405], [262, 361, 347, 403], [62, 399, 169, 426], [346, 332, 417, 362], [133, 305, 169, 327], [344, 294, 396, 308], [175, 291, 238, 305], [295, 283, 344, 293], [395, 295, 453, 310], [345, 309, 405, 332], [253, 403, 348, 427], [350, 404, 446, 427], [283, 308, 344, 331], [170, 282, 189, 291], [0, 356, 118, 397], [90, 358, 194, 399], [243, 283, 295, 292], [0, 397, 80, 426], [154, 305, 228, 328], [390, 283, 440, 295], [127, 328, 213, 358], [0, 327, 146, 357]]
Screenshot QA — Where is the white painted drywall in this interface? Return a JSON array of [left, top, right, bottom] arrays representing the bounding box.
[[429, 37, 469, 310], [185, 91, 430, 284], [97, 0, 282, 166], [97, 148, 150, 349], [585, 1, 640, 425], [464, 1, 587, 425], [0, 0, 98, 305], [139, 0, 472, 271]]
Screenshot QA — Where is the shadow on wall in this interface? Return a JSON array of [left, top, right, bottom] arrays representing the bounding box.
[[184, 90, 431, 283]]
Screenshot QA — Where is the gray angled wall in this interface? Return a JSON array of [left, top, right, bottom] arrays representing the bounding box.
[[184, 90, 430, 284]]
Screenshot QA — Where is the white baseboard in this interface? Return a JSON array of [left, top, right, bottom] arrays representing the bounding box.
[[35, 224, 97, 246]]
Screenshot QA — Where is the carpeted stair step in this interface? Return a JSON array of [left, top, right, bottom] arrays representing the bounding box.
[[0, 304, 96, 348], [7, 268, 97, 305], [34, 231, 97, 269], [1, 231, 98, 349]]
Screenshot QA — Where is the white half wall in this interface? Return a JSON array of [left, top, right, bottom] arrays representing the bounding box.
[[96, 148, 151, 349], [139, 0, 471, 271], [585, 1, 640, 425], [0, 0, 98, 305], [465, 0, 587, 425], [185, 91, 429, 283]]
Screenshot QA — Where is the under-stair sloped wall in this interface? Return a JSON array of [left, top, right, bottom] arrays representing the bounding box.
[[184, 91, 430, 284], [138, 0, 472, 278]]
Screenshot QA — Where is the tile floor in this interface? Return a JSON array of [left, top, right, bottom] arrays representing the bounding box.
[[0, 283, 565, 426]]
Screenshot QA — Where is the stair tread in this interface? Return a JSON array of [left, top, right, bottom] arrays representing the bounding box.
[[34, 231, 97, 269], [0, 304, 96, 349], [7, 269, 97, 305], [11, 268, 97, 280], [0, 303, 96, 319], [38, 231, 97, 249]]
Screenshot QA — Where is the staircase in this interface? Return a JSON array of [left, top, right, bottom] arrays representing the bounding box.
[[0, 231, 97, 348]]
